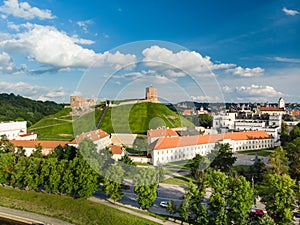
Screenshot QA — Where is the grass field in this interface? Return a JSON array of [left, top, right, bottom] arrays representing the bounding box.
[[238, 148, 275, 157], [162, 175, 193, 186], [100, 102, 194, 134], [0, 186, 159, 225]]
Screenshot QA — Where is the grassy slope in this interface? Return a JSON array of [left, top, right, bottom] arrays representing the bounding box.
[[28, 108, 102, 141], [100, 102, 194, 134], [0, 186, 159, 225], [29, 102, 195, 139]]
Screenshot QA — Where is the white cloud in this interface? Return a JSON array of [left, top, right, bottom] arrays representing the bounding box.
[[142, 45, 235, 77], [226, 66, 264, 77], [0, 0, 55, 20], [0, 24, 137, 69], [222, 85, 233, 93], [0, 81, 67, 101], [71, 35, 95, 45], [191, 95, 221, 102], [283, 7, 299, 16], [274, 56, 300, 63], [0, 51, 23, 74], [7, 21, 21, 31], [235, 84, 283, 98], [77, 19, 93, 33]]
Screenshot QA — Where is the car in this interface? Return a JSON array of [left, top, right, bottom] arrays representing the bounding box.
[[294, 212, 300, 218], [159, 201, 168, 208]]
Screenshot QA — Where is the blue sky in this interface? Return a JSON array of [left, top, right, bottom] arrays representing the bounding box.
[[0, 0, 299, 103]]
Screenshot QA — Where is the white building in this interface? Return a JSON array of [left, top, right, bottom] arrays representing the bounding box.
[[212, 112, 236, 131], [148, 130, 274, 166], [71, 129, 111, 150], [10, 140, 70, 156], [0, 121, 27, 140]]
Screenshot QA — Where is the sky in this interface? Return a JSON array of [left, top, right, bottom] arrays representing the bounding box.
[[0, 0, 299, 104]]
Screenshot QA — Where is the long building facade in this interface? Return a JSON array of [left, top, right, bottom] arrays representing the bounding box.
[[148, 130, 274, 166]]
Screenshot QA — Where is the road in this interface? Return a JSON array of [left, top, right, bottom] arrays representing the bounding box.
[[95, 182, 186, 216]]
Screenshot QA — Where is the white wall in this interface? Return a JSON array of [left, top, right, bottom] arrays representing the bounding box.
[[0, 121, 27, 140]]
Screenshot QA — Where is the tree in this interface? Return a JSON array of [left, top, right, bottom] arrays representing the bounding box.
[[119, 154, 136, 177], [133, 168, 158, 209], [227, 176, 254, 224], [0, 137, 14, 153], [0, 153, 16, 184], [290, 124, 300, 141], [71, 156, 100, 198], [260, 174, 296, 224], [188, 154, 209, 179], [210, 143, 237, 173], [102, 163, 125, 203], [31, 144, 43, 158], [250, 158, 267, 183], [167, 200, 177, 221], [280, 122, 289, 146], [180, 181, 209, 225], [268, 146, 289, 175], [198, 114, 213, 128], [286, 137, 300, 180], [208, 170, 229, 225], [259, 215, 276, 225], [23, 157, 43, 191]]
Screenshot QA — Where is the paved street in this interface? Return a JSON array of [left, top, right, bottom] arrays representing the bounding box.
[[233, 153, 268, 166]]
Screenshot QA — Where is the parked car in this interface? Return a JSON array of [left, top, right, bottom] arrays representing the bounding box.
[[294, 212, 300, 219], [159, 201, 168, 208]]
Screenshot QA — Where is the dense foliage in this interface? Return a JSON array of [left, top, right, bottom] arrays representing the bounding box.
[[0, 93, 64, 126]]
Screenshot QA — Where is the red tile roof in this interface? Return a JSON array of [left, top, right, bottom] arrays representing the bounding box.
[[153, 130, 272, 150], [182, 109, 194, 115], [147, 128, 179, 138], [108, 145, 123, 155], [72, 129, 109, 144], [258, 107, 284, 112], [19, 133, 36, 137], [10, 140, 70, 149]]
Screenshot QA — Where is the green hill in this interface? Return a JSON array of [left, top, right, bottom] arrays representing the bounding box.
[[0, 93, 64, 126], [28, 108, 103, 141], [100, 102, 194, 134], [29, 102, 194, 140]]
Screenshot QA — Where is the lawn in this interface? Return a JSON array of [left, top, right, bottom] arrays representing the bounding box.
[[0, 186, 159, 225], [162, 175, 193, 186], [238, 148, 275, 157]]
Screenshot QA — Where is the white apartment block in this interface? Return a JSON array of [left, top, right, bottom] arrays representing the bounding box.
[[212, 112, 236, 131], [0, 121, 27, 140], [148, 130, 274, 166]]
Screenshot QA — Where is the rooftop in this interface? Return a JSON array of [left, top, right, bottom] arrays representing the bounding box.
[[147, 128, 179, 138], [153, 130, 272, 150]]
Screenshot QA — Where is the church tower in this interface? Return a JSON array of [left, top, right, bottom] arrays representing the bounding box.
[[278, 97, 285, 109]]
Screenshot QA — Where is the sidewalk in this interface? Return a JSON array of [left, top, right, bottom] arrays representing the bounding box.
[[0, 206, 73, 225]]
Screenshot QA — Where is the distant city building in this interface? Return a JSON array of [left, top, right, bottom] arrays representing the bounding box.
[[70, 96, 96, 108], [145, 87, 159, 103], [278, 97, 285, 109], [182, 109, 195, 116]]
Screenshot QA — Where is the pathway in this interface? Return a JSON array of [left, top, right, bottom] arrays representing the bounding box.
[[0, 206, 73, 225]]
